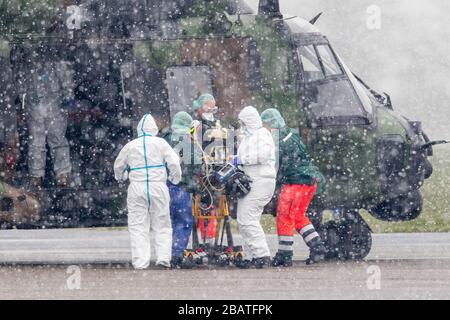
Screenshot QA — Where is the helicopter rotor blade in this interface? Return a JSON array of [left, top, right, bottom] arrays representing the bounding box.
[[309, 12, 323, 25]]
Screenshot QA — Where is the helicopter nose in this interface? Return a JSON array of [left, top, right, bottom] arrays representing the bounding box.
[[423, 159, 433, 180], [406, 121, 435, 184]]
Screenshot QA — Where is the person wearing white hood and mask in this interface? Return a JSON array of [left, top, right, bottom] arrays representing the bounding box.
[[114, 114, 182, 269], [235, 106, 277, 269]]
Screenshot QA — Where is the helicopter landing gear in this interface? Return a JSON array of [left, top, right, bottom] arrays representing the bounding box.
[[317, 209, 372, 261]]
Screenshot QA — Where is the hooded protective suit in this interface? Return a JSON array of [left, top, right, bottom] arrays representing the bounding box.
[[114, 114, 182, 269], [237, 106, 276, 261]]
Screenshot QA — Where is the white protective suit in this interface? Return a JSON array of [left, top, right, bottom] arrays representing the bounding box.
[[237, 106, 277, 260], [114, 114, 182, 269]]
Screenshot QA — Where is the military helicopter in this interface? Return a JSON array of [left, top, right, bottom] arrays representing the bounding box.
[[0, 0, 447, 259]]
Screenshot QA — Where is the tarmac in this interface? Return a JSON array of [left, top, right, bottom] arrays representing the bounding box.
[[0, 229, 449, 299]]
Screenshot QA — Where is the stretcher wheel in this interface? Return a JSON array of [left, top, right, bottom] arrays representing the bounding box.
[[215, 254, 231, 267]]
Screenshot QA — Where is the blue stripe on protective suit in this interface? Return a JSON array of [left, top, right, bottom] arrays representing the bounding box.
[[113, 113, 183, 269], [168, 182, 193, 257], [141, 114, 152, 208], [126, 115, 165, 208], [131, 114, 167, 208], [129, 165, 165, 171]]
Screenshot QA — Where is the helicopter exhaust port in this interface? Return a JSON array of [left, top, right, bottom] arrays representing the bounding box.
[[258, 0, 283, 18]]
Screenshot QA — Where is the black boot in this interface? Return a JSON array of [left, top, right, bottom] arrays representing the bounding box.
[[305, 238, 326, 265], [272, 251, 293, 267], [252, 256, 271, 269], [171, 256, 195, 269], [235, 259, 252, 269], [300, 224, 326, 265]]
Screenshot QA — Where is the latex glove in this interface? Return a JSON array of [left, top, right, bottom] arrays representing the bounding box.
[[231, 155, 241, 167], [62, 98, 76, 110]]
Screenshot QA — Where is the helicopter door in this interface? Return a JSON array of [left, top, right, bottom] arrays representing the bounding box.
[[166, 66, 214, 118]]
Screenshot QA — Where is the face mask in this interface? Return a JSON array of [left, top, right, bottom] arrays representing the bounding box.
[[202, 112, 215, 122], [239, 122, 251, 136]]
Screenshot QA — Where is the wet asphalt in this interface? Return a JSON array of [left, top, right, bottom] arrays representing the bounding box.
[[0, 229, 449, 299]]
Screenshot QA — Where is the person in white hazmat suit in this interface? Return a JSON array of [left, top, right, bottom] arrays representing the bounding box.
[[114, 114, 182, 269], [26, 47, 76, 188], [235, 106, 277, 269]]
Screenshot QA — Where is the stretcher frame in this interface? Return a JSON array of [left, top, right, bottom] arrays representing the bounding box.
[[188, 193, 243, 266]]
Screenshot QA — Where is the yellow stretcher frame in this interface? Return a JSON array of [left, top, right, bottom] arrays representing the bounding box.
[[192, 192, 230, 245], [189, 192, 244, 266]]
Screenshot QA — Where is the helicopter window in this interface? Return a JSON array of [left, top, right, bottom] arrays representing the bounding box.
[[316, 45, 343, 77], [297, 45, 325, 83], [296, 43, 371, 125], [166, 66, 214, 119], [305, 79, 367, 124]]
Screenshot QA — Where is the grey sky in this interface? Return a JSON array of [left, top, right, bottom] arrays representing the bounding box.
[[247, 0, 450, 140]]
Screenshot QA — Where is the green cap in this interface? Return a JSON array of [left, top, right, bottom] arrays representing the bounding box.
[[193, 93, 215, 111], [261, 108, 286, 129], [171, 111, 194, 134]]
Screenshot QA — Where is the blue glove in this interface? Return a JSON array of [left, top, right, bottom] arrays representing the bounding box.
[[231, 155, 241, 167], [62, 98, 76, 110]]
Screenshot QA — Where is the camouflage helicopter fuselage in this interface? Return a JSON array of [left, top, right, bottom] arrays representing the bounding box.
[[0, 0, 441, 229]]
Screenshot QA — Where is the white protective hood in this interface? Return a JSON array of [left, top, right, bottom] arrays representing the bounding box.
[[237, 106, 276, 180], [137, 114, 159, 137], [238, 106, 263, 135], [114, 114, 181, 184]]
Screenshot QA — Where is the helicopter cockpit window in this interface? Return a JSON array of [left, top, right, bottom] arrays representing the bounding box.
[[304, 80, 367, 123], [297, 45, 325, 83], [316, 45, 343, 77], [297, 44, 369, 126], [297, 45, 343, 82]]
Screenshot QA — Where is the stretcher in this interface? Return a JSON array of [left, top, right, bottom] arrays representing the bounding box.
[[186, 192, 244, 267]]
